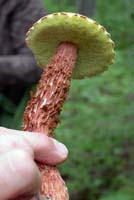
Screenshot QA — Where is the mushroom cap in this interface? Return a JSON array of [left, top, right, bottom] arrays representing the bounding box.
[[26, 12, 115, 79]]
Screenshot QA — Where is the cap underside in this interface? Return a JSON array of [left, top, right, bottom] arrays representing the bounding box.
[[26, 12, 115, 79]]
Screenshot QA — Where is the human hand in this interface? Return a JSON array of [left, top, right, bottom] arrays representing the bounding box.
[[0, 127, 68, 200]]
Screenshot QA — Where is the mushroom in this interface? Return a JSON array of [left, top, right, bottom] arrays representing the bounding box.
[[23, 12, 115, 200]]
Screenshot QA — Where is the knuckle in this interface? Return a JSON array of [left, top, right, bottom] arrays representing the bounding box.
[[39, 134, 49, 148], [13, 149, 30, 161], [33, 133, 49, 150]]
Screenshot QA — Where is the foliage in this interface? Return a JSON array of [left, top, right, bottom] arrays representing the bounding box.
[[96, 0, 134, 49], [55, 49, 133, 199], [43, 0, 77, 13], [0, 94, 16, 128], [100, 182, 134, 200]]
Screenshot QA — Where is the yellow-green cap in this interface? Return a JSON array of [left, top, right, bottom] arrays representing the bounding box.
[[26, 12, 115, 79]]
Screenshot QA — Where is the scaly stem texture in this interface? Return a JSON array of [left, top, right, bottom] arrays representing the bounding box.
[[23, 42, 77, 200]]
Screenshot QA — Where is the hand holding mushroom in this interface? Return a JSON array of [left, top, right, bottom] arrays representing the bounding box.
[[23, 12, 115, 200], [0, 127, 68, 200]]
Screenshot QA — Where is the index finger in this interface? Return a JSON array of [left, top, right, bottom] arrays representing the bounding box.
[[0, 127, 68, 165]]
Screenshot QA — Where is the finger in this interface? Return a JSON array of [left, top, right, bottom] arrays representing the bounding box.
[[0, 150, 41, 200], [0, 134, 34, 158], [0, 127, 68, 165]]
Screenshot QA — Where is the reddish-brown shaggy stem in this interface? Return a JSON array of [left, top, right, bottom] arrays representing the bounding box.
[[23, 42, 77, 199], [23, 42, 77, 136]]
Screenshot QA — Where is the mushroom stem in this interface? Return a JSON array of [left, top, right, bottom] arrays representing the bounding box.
[[23, 42, 77, 199]]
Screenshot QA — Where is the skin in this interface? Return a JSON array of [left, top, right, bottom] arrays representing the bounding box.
[[0, 127, 68, 200]]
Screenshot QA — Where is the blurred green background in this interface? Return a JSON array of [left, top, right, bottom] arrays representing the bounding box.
[[0, 0, 133, 199]]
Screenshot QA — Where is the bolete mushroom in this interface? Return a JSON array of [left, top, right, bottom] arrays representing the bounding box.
[[23, 12, 115, 200]]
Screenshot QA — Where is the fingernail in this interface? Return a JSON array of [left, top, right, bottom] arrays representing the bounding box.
[[53, 139, 68, 159]]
